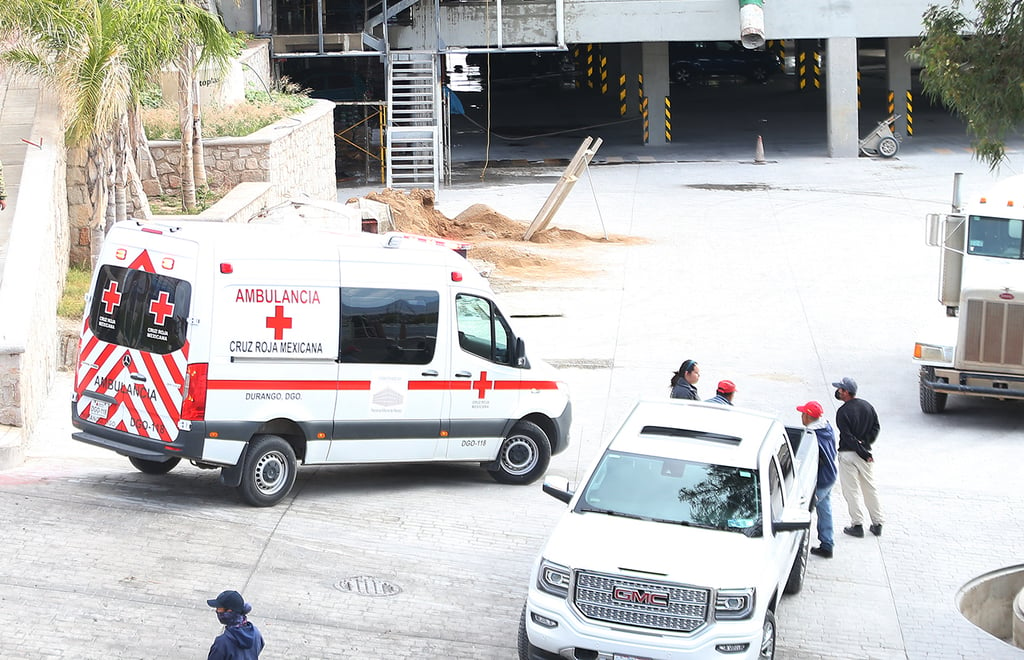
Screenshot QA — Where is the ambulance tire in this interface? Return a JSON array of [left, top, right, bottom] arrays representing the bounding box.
[[129, 456, 180, 475], [488, 421, 551, 485], [237, 435, 297, 507]]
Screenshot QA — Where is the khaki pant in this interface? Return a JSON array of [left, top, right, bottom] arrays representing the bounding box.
[[838, 451, 884, 526]]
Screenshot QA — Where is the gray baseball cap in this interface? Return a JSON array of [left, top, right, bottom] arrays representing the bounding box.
[[831, 376, 858, 395]]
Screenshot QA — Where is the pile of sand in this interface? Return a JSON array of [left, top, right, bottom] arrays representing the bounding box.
[[351, 188, 625, 283]]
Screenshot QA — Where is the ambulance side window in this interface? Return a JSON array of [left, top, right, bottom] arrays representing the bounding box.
[[88, 265, 191, 355], [339, 287, 438, 365], [455, 294, 512, 365]]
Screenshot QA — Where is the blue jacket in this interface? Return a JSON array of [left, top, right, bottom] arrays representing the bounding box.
[[808, 419, 837, 488], [670, 380, 698, 400], [208, 621, 264, 660]]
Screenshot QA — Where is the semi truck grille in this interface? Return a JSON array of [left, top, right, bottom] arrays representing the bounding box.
[[963, 298, 1024, 367], [573, 571, 710, 633]]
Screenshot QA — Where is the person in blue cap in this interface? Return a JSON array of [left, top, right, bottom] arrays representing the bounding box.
[[207, 589, 265, 659]]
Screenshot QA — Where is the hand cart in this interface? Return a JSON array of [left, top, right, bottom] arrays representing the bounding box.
[[859, 114, 902, 158]]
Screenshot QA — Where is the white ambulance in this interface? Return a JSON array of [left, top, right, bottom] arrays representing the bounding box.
[[71, 220, 572, 506]]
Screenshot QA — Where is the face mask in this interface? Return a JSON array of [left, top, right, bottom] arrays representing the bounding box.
[[834, 390, 843, 401], [217, 611, 244, 627]]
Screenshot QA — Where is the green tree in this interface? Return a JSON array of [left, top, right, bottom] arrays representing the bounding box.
[[915, 0, 1024, 168]]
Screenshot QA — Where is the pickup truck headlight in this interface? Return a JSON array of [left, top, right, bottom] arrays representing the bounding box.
[[537, 559, 571, 598], [913, 342, 954, 363], [715, 588, 755, 620]]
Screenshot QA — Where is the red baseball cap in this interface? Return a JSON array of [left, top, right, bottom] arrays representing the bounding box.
[[796, 401, 824, 418], [717, 380, 736, 394]]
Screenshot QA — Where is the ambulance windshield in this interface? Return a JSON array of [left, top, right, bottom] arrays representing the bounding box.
[[88, 265, 192, 355]]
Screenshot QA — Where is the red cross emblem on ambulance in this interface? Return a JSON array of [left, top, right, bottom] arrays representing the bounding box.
[[149, 291, 174, 326], [473, 371, 493, 399], [266, 305, 292, 340], [102, 281, 122, 314]]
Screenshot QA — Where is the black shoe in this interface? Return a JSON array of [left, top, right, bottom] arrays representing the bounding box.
[[870, 524, 882, 537], [843, 524, 865, 538], [810, 545, 833, 558]]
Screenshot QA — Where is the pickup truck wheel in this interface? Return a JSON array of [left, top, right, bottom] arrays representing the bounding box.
[[919, 371, 948, 414], [784, 529, 809, 594], [759, 610, 777, 659], [488, 421, 551, 485], [129, 456, 180, 475], [517, 602, 530, 660], [237, 435, 297, 507]]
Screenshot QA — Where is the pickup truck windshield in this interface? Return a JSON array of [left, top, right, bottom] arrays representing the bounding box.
[[576, 451, 761, 532]]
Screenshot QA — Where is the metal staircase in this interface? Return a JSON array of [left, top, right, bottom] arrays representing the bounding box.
[[385, 51, 441, 191]]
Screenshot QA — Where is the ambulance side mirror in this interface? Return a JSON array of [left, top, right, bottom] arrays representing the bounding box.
[[514, 337, 531, 369]]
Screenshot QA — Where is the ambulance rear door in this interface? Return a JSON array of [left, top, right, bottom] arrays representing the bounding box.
[[74, 229, 197, 445], [329, 271, 449, 462]]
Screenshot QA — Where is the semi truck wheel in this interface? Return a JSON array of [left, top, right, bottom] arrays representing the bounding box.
[[759, 610, 777, 659], [488, 421, 551, 485], [129, 456, 180, 474], [784, 529, 809, 594], [919, 370, 948, 414], [237, 435, 297, 507]]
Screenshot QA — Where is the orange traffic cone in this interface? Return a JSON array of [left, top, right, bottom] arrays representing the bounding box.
[[754, 135, 766, 164]]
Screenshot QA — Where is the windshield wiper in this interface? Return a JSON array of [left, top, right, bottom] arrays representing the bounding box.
[[577, 505, 645, 520]]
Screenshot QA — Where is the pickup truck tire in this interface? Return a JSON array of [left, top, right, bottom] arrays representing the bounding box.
[[517, 602, 530, 660], [919, 371, 948, 414], [488, 421, 551, 485], [783, 529, 809, 595], [237, 435, 297, 507], [759, 609, 777, 659], [129, 456, 180, 475]]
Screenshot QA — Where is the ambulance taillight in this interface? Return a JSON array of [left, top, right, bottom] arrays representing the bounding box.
[[181, 363, 209, 421]]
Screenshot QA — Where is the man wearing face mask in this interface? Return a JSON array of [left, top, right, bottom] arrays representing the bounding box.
[[832, 376, 884, 539], [207, 590, 265, 659]]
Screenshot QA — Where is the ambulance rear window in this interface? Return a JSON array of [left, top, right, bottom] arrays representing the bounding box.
[[89, 265, 192, 355], [340, 287, 439, 365]]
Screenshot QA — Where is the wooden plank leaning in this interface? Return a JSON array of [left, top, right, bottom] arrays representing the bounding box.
[[523, 136, 603, 241]]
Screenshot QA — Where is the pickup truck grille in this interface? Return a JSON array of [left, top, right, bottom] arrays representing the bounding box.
[[963, 298, 1024, 368], [573, 571, 710, 633]]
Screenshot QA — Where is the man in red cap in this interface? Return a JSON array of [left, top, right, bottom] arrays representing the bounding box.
[[704, 380, 736, 405], [797, 401, 838, 558]]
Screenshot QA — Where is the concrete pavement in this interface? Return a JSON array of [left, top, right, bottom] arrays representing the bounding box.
[[4, 142, 1024, 658]]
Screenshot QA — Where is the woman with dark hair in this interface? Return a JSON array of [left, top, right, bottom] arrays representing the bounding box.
[[669, 359, 700, 400]]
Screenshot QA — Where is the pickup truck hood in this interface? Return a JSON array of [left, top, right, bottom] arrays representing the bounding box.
[[542, 511, 772, 590]]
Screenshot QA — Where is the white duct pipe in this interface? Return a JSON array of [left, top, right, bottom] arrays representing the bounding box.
[[739, 0, 765, 49]]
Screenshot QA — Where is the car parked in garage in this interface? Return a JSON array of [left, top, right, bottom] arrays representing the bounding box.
[[670, 41, 783, 85]]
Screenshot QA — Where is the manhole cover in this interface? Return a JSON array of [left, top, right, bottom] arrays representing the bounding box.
[[335, 576, 402, 597]]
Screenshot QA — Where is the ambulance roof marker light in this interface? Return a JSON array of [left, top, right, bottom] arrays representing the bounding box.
[[220, 263, 234, 274], [161, 257, 175, 270], [115, 248, 128, 261], [451, 271, 463, 282]]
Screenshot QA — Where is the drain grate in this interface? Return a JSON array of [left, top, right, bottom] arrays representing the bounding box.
[[335, 576, 402, 597]]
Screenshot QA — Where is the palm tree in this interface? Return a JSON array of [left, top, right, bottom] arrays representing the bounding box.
[[0, 0, 237, 260]]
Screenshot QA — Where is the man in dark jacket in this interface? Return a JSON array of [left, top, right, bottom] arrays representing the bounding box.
[[207, 590, 265, 659], [797, 401, 838, 558], [832, 376, 884, 539]]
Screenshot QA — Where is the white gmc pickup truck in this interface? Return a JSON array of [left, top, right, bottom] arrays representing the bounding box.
[[519, 399, 818, 660]]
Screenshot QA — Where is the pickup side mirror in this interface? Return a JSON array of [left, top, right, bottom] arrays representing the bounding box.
[[772, 509, 812, 534], [542, 476, 573, 504]]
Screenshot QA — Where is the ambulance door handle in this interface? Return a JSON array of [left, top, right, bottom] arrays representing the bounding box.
[[421, 370, 439, 377], [455, 371, 472, 378], [130, 373, 148, 382]]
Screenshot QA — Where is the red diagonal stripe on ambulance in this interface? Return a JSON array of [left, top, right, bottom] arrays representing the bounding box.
[[75, 338, 119, 397], [140, 351, 180, 424]]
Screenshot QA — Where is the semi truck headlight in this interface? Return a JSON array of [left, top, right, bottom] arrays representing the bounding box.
[[715, 588, 755, 620], [913, 342, 954, 363], [537, 559, 571, 598]]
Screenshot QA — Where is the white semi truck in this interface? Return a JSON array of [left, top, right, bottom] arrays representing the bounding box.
[[915, 173, 1024, 413]]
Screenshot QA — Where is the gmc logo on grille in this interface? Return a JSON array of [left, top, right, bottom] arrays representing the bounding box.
[[612, 587, 669, 607]]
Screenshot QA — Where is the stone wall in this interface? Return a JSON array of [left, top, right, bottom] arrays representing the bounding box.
[[0, 85, 69, 468], [148, 99, 336, 205]]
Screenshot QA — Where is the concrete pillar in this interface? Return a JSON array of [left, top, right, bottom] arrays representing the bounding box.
[[825, 37, 859, 158], [641, 41, 670, 146], [886, 37, 914, 137], [618, 43, 642, 118]]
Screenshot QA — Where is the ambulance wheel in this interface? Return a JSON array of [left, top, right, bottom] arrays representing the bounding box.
[[237, 435, 296, 507], [489, 421, 551, 485], [129, 456, 180, 475]]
